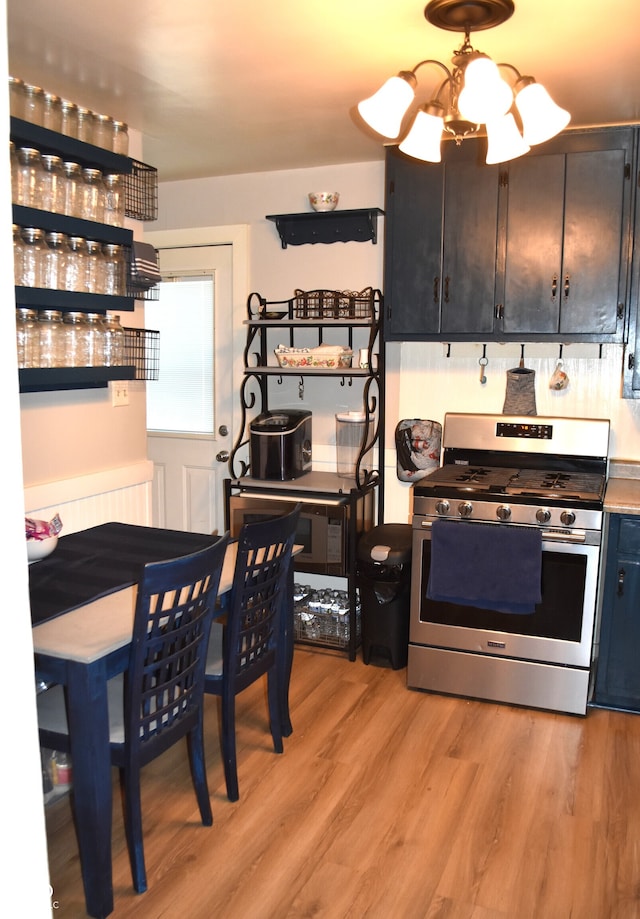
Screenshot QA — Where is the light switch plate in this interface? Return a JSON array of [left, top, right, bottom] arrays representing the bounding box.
[[111, 381, 129, 407]]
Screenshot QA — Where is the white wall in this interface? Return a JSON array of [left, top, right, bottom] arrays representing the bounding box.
[[155, 160, 640, 524]]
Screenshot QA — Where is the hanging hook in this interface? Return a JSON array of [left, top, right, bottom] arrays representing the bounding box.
[[479, 344, 488, 385], [446, 343, 451, 358], [559, 344, 564, 360], [298, 377, 304, 400], [519, 344, 525, 368]]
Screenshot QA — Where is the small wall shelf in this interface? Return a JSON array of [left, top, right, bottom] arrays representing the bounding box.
[[266, 208, 384, 248]]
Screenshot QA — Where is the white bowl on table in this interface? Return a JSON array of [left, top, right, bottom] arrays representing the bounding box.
[[27, 534, 58, 564]]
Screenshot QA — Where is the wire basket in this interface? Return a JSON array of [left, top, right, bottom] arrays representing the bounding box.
[[293, 287, 375, 320], [123, 328, 160, 381], [123, 160, 158, 222]]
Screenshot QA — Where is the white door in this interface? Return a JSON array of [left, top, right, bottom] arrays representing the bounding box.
[[145, 244, 234, 535]]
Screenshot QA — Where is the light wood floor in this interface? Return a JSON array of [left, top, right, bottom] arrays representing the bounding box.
[[44, 647, 640, 919]]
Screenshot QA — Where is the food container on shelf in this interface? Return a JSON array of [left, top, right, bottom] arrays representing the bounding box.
[[336, 411, 367, 477], [274, 343, 353, 369]]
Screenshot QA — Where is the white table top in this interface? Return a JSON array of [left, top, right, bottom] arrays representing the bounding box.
[[32, 541, 239, 664]]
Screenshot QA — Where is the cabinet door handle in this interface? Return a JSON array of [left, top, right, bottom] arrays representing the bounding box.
[[617, 566, 626, 597], [564, 274, 570, 299], [551, 275, 558, 301], [444, 276, 450, 304], [433, 276, 439, 304]]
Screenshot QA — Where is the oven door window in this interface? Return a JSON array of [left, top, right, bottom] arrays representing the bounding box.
[[420, 542, 586, 641]]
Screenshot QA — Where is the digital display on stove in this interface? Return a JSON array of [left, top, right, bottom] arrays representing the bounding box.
[[496, 422, 553, 440]]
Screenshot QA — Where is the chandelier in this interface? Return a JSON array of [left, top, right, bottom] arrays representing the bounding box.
[[357, 0, 570, 165]]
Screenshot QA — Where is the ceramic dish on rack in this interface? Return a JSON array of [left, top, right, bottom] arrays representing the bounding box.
[[274, 344, 353, 369]]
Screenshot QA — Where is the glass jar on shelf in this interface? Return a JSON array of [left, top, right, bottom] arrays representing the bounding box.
[[84, 240, 106, 294], [103, 174, 125, 227], [13, 223, 25, 283], [16, 308, 40, 368], [38, 309, 65, 368], [9, 76, 25, 119], [111, 121, 129, 155], [10, 142, 18, 202], [43, 232, 69, 290], [92, 113, 114, 150], [81, 167, 105, 222], [40, 154, 65, 214], [42, 92, 62, 133], [20, 227, 46, 288], [76, 107, 94, 144], [63, 311, 90, 367], [85, 313, 106, 366], [22, 83, 45, 125], [102, 243, 126, 296], [14, 147, 44, 208], [62, 161, 83, 218], [65, 236, 89, 292], [102, 313, 125, 366], [60, 99, 79, 138]]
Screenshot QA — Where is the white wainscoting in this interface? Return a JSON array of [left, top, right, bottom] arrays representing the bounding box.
[[24, 461, 154, 536]]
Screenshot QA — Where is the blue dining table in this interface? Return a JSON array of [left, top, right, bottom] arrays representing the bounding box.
[[30, 522, 296, 919]]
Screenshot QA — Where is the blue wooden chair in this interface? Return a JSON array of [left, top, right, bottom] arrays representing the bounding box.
[[37, 535, 228, 894], [205, 506, 300, 801]]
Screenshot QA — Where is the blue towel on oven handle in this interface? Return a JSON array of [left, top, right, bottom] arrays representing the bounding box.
[[426, 518, 542, 614]]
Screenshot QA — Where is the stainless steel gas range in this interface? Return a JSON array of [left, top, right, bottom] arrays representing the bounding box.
[[408, 412, 610, 715]]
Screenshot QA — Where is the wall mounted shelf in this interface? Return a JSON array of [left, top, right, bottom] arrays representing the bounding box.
[[18, 365, 135, 393], [266, 208, 384, 248]]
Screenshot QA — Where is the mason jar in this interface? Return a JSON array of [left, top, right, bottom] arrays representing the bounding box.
[[85, 313, 105, 366], [40, 154, 65, 213], [38, 309, 65, 367], [84, 239, 106, 293], [60, 99, 79, 138], [76, 107, 94, 144], [102, 313, 125, 366], [102, 243, 126, 296], [65, 236, 89, 292], [103, 174, 125, 227], [111, 121, 129, 155], [16, 308, 40, 368], [20, 227, 46, 287], [9, 76, 25, 118], [42, 92, 62, 133], [43, 231, 69, 290], [23, 83, 45, 125], [10, 142, 18, 203], [62, 311, 90, 366], [92, 113, 114, 150], [15, 147, 44, 208], [62, 161, 83, 218], [13, 223, 26, 283], [81, 167, 105, 222]]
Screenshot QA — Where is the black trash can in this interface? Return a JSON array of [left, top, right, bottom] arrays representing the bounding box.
[[357, 523, 412, 669]]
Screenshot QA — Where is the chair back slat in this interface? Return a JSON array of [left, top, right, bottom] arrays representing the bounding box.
[[126, 536, 228, 754], [226, 510, 299, 691]]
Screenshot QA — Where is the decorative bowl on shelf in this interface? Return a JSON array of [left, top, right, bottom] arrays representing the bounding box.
[[260, 310, 287, 320], [308, 191, 339, 212]]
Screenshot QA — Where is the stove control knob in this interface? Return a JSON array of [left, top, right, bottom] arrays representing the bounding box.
[[560, 510, 576, 526], [458, 501, 473, 518], [536, 508, 551, 524], [435, 500, 450, 516], [496, 505, 511, 521]]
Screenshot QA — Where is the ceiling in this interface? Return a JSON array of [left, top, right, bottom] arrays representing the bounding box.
[[7, 0, 640, 182]]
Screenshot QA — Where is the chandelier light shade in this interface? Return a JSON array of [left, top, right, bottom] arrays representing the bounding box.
[[357, 0, 570, 165]]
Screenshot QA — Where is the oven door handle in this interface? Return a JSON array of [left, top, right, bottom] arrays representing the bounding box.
[[541, 529, 587, 544]]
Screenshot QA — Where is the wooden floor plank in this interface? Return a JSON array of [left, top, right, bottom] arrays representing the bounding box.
[[42, 649, 640, 918]]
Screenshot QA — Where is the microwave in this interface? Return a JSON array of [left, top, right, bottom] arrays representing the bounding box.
[[227, 490, 373, 576]]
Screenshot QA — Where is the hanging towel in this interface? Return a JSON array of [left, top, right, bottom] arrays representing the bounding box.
[[130, 241, 161, 289], [426, 519, 542, 614]]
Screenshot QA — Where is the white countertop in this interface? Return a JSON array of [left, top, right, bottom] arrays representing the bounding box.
[[605, 461, 640, 515]]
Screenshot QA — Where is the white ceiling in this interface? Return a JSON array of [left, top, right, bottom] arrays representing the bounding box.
[[7, 0, 640, 182]]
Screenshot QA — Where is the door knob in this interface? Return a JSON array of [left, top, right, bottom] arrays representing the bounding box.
[[216, 451, 230, 463]]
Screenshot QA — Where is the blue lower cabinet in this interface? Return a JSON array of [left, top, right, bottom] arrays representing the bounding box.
[[594, 514, 640, 711]]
